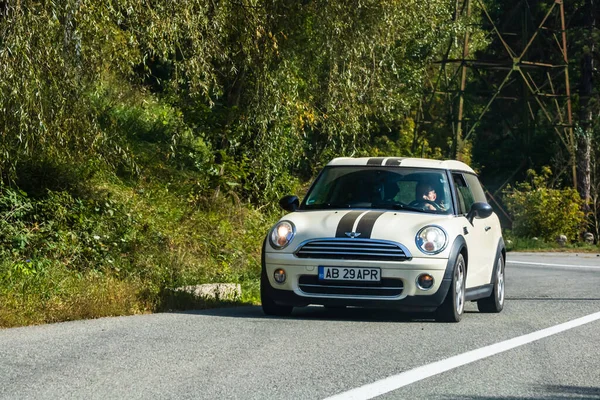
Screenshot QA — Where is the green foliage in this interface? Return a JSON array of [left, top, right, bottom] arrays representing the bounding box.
[[91, 79, 214, 177], [504, 167, 585, 242], [0, 164, 272, 326], [0, 259, 147, 327], [503, 231, 599, 252], [0, 0, 469, 202], [14, 0, 595, 326]]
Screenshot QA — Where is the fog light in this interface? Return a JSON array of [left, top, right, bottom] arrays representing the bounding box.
[[274, 268, 286, 283], [417, 274, 434, 290]]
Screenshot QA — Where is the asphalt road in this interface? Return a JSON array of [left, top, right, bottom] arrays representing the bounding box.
[[1, 252, 599, 399]]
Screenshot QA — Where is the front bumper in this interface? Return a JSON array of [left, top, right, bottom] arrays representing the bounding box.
[[264, 252, 451, 311]]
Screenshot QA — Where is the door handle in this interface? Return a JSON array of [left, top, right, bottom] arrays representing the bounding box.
[[485, 226, 491, 232]]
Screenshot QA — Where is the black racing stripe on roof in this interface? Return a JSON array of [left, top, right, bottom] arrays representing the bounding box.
[[384, 157, 405, 166], [355, 211, 386, 239], [367, 157, 385, 165], [335, 211, 364, 238]]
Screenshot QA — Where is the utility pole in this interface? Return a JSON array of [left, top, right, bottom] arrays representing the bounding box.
[[455, 0, 470, 162]]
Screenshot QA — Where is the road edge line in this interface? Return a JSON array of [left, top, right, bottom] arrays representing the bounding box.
[[323, 311, 600, 400], [508, 260, 600, 270]]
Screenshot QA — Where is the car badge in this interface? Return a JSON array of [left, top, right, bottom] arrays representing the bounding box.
[[345, 232, 361, 238]]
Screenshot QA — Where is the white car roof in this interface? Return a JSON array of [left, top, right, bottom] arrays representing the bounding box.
[[327, 157, 476, 174]]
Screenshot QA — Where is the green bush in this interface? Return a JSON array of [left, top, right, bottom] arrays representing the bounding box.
[[504, 167, 585, 242], [0, 160, 277, 327]]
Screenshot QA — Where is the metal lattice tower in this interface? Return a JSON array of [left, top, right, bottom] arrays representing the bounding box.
[[415, 0, 576, 188]]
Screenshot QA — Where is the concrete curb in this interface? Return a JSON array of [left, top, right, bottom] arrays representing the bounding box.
[[174, 283, 242, 301]]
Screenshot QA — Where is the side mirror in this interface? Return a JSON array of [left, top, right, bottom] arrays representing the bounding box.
[[279, 195, 300, 212], [467, 202, 493, 224]]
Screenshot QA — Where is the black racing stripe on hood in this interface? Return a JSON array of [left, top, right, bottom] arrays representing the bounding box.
[[367, 157, 385, 165], [335, 211, 364, 238], [385, 157, 405, 166], [355, 211, 386, 239]]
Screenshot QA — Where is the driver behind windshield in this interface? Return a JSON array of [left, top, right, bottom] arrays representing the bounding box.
[[415, 182, 446, 211]]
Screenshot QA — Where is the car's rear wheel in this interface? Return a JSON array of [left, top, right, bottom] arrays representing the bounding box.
[[436, 253, 466, 322], [260, 268, 293, 316], [477, 255, 505, 313]]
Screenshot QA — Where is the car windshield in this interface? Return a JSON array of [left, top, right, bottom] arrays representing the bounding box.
[[302, 166, 454, 215]]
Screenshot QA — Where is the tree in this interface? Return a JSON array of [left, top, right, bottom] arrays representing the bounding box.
[[576, 0, 596, 206]]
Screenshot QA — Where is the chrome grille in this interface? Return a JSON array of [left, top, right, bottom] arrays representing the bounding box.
[[298, 275, 404, 297], [294, 239, 411, 261]]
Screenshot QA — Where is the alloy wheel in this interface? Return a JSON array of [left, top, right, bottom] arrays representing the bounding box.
[[455, 259, 465, 315], [496, 258, 505, 306]]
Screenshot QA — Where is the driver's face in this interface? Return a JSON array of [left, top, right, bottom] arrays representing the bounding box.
[[423, 189, 436, 201]]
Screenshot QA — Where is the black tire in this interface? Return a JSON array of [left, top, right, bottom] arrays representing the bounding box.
[[477, 255, 505, 313], [436, 253, 466, 322], [260, 267, 293, 316]]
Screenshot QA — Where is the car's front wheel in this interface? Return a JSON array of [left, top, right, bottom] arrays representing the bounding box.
[[436, 253, 466, 322], [477, 255, 505, 313], [260, 268, 293, 316]]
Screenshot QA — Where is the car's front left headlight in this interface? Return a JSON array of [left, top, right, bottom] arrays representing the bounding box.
[[269, 221, 296, 250], [416, 225, 448, 255]]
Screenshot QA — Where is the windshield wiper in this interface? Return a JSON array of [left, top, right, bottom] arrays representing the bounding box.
[[305, 203, 438, 212], [387, 203, 424, 212], [323, 203, 353, 209], [304, 203, 352, 210]]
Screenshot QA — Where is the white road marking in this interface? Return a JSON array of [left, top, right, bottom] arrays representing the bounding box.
[[508, 260, 600, 270], [323, 311, 600, 400]]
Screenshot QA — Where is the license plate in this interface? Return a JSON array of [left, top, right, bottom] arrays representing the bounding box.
[[318, 266, 381, 282]]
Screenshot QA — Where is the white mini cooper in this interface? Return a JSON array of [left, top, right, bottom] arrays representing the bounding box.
[[261, 157, 505, 322]]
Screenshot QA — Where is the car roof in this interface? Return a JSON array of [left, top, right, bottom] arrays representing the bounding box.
[[326, 157, 476, 174]]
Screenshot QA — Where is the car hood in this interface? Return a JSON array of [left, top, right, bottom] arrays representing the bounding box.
[[269, 209, 461, 258]]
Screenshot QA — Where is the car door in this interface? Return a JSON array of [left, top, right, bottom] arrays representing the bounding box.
[[463, 173, 499, 281], [452, 172, 488, 288]]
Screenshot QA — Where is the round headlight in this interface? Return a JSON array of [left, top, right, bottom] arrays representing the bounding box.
[[416, 226, 448, 255], [269, 221, 296, 250]]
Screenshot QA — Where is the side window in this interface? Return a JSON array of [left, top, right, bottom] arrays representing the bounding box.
[[463, 174, 488, 203], [452, 173, 474, 214]]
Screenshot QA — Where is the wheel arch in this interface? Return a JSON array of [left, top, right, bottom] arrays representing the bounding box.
[[443, 235, 467, 282], [490, 237, 506, 283], [460, 246, 469, 275]]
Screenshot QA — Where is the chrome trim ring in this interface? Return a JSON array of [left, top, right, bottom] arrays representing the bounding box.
[[415, 225, 449, 255], [416, 274, 435, 291], [269, 220, 296, 250]]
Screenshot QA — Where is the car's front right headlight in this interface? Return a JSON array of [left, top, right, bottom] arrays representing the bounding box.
[[416, 225, 448, 255], [269, 221, 296, 250]]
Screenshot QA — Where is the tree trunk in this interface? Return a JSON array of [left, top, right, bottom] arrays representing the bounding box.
[[577, 0, 595, 206]]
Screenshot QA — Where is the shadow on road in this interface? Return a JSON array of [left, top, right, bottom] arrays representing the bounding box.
[[171, 304, 446, 323], [167, 294, 600, 322], [440, 385, 600, 399]]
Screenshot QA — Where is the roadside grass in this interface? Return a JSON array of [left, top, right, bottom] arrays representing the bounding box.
[[0, 262, 148, 327], [506, 235, 600, 253], [0, 79, 292, 328], [0, 172, 269, 328], [0, 151, 276, 328]]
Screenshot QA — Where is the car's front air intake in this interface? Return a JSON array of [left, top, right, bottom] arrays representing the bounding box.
[[298, 275, 404, 297], [294, 238, 411, 261]]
